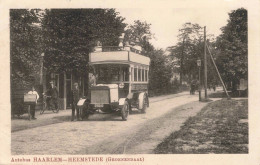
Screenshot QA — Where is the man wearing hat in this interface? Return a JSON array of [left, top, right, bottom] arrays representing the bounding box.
[[46, 81, 59, 110], [71, 82, 82, 121]]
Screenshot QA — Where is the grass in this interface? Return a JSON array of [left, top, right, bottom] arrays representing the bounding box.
[[208, 90, 248, 98], [154, 99, 248, 154]]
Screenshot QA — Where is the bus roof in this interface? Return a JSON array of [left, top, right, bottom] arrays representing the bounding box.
[[89, 48, 150, 66]]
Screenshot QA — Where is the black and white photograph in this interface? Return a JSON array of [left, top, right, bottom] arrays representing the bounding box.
[[0, 0, 260, 164]]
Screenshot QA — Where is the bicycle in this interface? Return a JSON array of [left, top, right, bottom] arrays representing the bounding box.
[[40, 94, 59, 114]]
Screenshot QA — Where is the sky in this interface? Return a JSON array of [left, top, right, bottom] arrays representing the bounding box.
[[116, 5, 246, 50]]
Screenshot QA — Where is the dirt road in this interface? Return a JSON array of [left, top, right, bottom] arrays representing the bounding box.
[[12, 91, 214, 155]]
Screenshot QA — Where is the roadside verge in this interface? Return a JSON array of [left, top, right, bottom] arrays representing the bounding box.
[[154, 98, 248, 154]]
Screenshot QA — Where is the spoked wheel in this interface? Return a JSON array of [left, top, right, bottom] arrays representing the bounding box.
[[121, 101, 129, 121], [52, 106, 59, 113], [52, 100, 59, 113], [82, 101, 95, 120], [82, 102, 91, 120], [82, 111, 90, 120], [40, 102, 46, 114], [53, 108, 59, 113]]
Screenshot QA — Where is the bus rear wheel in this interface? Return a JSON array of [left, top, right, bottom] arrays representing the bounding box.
[[121, 101, 129, 121]]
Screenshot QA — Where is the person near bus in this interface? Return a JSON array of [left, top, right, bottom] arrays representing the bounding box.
[[213, 84, 216, 91], [71, 82, 82, 121], [89, 73, 97, 86], [46, 81, 59, 110], [190, 80, 196, 95], [27, 86, 39, 120]]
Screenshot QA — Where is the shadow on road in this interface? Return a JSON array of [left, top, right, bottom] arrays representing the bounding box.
[[52, 115, 71, 121]]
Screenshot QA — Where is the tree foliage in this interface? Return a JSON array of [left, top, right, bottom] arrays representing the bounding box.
[[168, 23, 204, 84], [148, 50, 173, 94], [10, 9, 43, 88], [216, 8, 248, 89], [10, 9, 126, 88], [125, 20, 172, 95], [42, 9, 126, 73], [168, 22, 218, 86], [124, 20, 154, 53]]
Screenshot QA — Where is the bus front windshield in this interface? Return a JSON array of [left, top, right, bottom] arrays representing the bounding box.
[[95, 64, 129, 84]]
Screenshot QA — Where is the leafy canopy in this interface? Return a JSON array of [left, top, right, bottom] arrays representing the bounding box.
[[10, 9, 43, 88], [42, 9, 126, 73], [216, 8, 248, 84]]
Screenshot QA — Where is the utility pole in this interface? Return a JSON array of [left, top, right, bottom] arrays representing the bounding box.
[[40, 53, 44, 85], [206, 44, 231, 99], [197, 59, 202, 101], [204, 26, 208, 100], [40, 53, 45, 110]]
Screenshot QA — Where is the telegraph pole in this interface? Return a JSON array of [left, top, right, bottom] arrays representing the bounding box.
[[40, 53, 44, 85], [206, 44, 231, 99], [204, 26, 208, 100], [197, 59, 202, 101]]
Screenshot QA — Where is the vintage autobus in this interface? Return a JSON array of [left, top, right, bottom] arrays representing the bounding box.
[[83, 45, 150, 121]]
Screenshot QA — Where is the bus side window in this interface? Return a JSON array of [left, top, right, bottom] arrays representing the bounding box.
[[138, 68, 141, 81], [123, 67, 129, 81], [142, 69, 144, 82], [134, 68, 137, 81], [131, 67, 134, 81], [145, 70, 148, 82]]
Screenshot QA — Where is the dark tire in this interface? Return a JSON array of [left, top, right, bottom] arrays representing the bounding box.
[[129, 103, 133, 114], [52, 101, 59, 113], [82, 102, 91, 120], [83, 112, 90, 120], [121, 101, 129, 121], [53, 108, 59, 113], [82, 109, 90, 120], [52, 106, 59, 113]]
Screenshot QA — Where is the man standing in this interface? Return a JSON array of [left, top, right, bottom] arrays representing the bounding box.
[[47, 81, 59, 110], [71, 82, 81, 121], [89, 73, 97, 86], [27, 86, 39, 120]]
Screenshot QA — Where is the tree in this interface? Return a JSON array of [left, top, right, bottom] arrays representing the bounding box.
[[42, 9, 126, 74], [10, 9, 43, 88], [216, 8, 248, 91], [148, 49, 173, 95], [168, 23, 204, 85], [125, 20, 172, 95], [168, 22, 218, 86], [124, 20, 154, 53]]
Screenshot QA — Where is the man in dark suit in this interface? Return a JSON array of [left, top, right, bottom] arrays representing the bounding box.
[[47, 81, 59, 110], [71, 82, 81, 121]]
